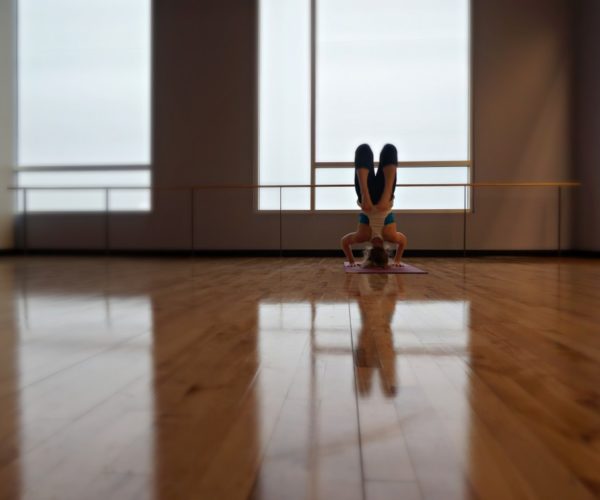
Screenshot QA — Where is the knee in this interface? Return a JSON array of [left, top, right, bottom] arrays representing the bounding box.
[[355, 144, 374, 168], [380, 144, 398, 167]]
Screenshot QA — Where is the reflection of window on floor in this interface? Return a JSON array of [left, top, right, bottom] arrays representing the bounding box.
[[259, 300, 471, 356], [258, 299, 470, 399], [14, 292, 156, 493], [387, 301, 471, 350], [256, 299, 472, 494], [16, 294, 153, 336]]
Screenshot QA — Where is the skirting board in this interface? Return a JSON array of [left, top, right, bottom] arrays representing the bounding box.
[[1, 249, 598, 258]]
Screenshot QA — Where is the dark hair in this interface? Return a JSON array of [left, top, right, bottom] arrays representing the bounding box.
[[365, 246, 388, 268]]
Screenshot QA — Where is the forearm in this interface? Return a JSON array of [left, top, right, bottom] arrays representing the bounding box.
[[343, 244, 355, 263], [393, 249, 403, 263], [341, 233, 356, 262], [392, 232, 407, 263]]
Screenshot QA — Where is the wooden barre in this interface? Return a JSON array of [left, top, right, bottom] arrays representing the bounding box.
[[7, 182, 581, 190]]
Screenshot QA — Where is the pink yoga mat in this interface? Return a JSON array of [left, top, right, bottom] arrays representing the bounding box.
[[343, 262, 427, 274]]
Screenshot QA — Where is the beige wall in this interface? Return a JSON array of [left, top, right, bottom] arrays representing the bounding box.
[[469, 0, 573, 250], [0, 0, 15, 250], [16, 0, 578, 251]]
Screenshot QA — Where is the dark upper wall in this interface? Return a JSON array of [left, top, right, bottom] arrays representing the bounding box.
[[153, 0, 255, 188], [574, 0, 600, 251], [17, 0, 580, 251]]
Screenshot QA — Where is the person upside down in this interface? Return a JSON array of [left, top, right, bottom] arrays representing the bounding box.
[[341, 143, 408, 268]]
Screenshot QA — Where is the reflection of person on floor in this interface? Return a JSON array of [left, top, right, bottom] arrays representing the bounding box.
[[346, 273, 404, 397], [341, 144, 408, 268]]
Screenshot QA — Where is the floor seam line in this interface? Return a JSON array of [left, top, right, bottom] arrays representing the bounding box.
[[347, 300, 368, 500]]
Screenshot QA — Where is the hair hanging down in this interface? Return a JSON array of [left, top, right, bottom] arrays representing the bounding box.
[[364, 246, 389, 268]]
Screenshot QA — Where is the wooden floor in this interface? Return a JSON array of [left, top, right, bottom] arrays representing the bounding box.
[[0, 256, 599, 500]]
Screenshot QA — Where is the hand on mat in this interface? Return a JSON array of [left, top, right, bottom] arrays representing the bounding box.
[[391, 261, 404, 267], [346, 262, 361, 267]]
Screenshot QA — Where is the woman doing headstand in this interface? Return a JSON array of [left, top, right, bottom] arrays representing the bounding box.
[[341, 144, 407, 267]]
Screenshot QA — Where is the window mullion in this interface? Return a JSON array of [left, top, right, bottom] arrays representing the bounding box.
[[310, 0, 317, 211]]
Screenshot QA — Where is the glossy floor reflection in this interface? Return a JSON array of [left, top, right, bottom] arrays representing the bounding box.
[[0, 257, 599, 500]]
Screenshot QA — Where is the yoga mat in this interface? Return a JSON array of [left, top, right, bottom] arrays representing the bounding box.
[[344, 262, 427, 274]]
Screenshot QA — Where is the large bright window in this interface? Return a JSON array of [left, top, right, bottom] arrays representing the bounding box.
[[17, 0, 151, 212], [259, 0, 470, 211]]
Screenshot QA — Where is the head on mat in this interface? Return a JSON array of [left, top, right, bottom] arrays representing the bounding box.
[[363, 238, 389, 268]]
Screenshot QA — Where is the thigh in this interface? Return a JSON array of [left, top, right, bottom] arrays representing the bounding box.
[[377, 144, 398, 200], [355, 144, 375, 201], [355, 168, 376, 201]]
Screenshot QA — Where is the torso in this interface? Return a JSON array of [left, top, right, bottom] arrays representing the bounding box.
[[364, 209, 390, 239]]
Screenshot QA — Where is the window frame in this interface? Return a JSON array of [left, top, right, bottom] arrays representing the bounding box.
[[256, 0, 473, 214]]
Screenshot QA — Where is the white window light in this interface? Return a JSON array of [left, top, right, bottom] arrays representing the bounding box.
[[17, 0, 152, 212], [259, 0, 470, 211]]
